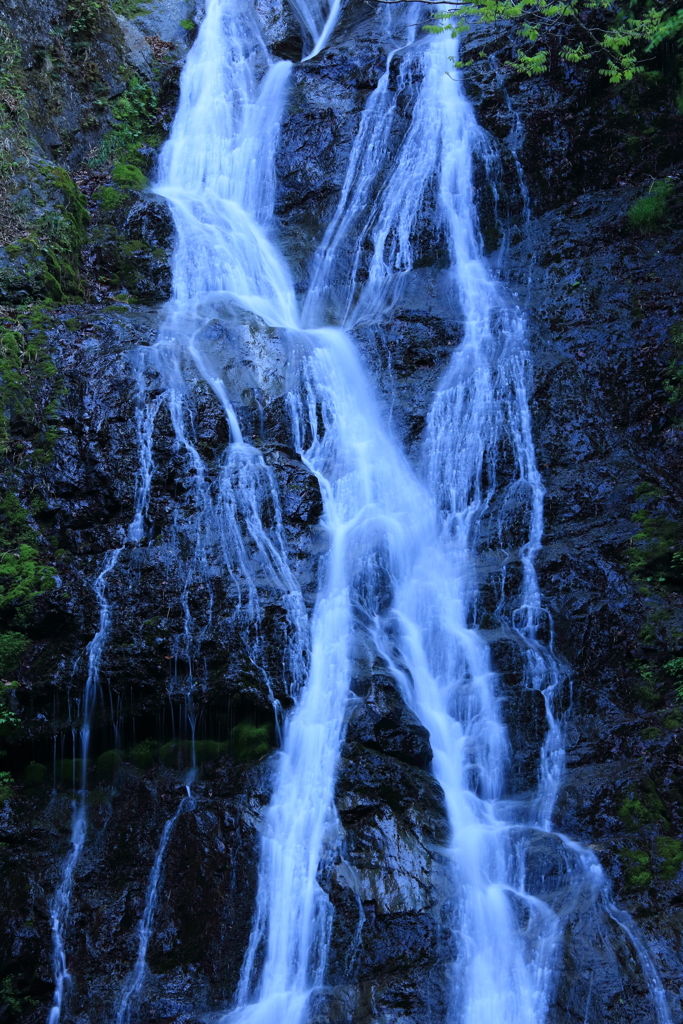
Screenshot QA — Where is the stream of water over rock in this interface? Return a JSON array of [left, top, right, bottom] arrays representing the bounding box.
[[46, 0, 674, 1022]]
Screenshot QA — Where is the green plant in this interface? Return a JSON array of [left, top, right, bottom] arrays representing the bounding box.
[[180, 19, 196, 30], [641, 725, 661, 739], [0, 21, 29, 182], [626, 179, 674, 232], [93, 186, 126, 211], [619, 780, 666, 827], [65, 0, 104, 39], [619, 848, 652, 887], [664, 323, 683, 406], [111, 0, 152, 15], [655, 836, 683, 879], [97, 749, 123, 779], [129, 738, 157, 770], [428, 0, 680, 82], [231, 722, 271, 762], [93, 75, 158, 167], [23, 761, 45, 787], [112, 162, 148, 189]]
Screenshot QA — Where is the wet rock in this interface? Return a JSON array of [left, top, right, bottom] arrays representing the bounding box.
[[346, 674, 433, 770]]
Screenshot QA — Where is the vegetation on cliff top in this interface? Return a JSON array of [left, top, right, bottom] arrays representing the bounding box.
[[432, 0, 683, 84]]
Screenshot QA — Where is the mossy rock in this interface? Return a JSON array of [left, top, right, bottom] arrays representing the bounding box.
[[619, 848, 652, 888], [97, 749, 124, 780], [231, 722, 271, 762], [112, 163, 148, 189], [655, 836, 683, 880], [160, 738, 227, 769]]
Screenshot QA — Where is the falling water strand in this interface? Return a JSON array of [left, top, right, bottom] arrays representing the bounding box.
[[115, 787, 194, 1024], [47, 548, 122, 1024]]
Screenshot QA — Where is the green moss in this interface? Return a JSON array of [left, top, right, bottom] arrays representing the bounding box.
[[65, 0, 104, 39], [97, 749, 123, 779], [619, 848, 653, 888], [665, 323, 683, 408], [160, 738, 227, 769], [129, 739, 157, 770], [641, 725, 661, 740], [626, 179, 675, 233], [619, 781, 666, 827], [655, 836, 683, 879], [231, 722, 271, 762], [0, 22, 29, 180], [112, 163, 148, 190], [23, 761, 46, 787], [0, 632, 30, 677], [93, 186, 126, 211], [180, 18, 196, 30], [111, 0, 152, 15], [0, 769, 12, 800], [664, 708, 682, 729], [93, 76, 158, 168]]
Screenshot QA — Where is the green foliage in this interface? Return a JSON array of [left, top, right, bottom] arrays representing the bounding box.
[[0, 974, 38, 1017], [0, 632, 29, 677], [231, 722, 271, 762], [180, 19, 196, 30], [628, 484, 683, 591], [0, 492, 57, 635], [641, 724, 661, 739], [0, 306, 65, 455], [65, 0, 104, 39], [112, 162, 148, 189], [97, 749, 123, 779], [160, 738, 227, 769], [655, 836, 683, 879], [93, 75, 158, 167], [626, 179, 674, 232], [431, 0, 682, 82], [664, 323, 683, 406], [619, 848, 652, 887], [129, 738, 157, 769], [111, 0, 152, 15], [93, 186, 126, 211], [0, 769, 12, 799], [0, 21, 29, 182], [619, 780, 666, 827]]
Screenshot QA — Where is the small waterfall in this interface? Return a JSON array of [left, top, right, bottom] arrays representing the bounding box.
[[48, 547, 122, 1024], [115, 785, 195, 1024]]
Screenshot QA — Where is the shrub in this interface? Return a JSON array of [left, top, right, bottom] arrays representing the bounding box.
[[626, 180, 674, 233]]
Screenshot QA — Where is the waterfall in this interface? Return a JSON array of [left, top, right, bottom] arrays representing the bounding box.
[[47, 0, 673, 1018], [115, 787, 195, 1024]]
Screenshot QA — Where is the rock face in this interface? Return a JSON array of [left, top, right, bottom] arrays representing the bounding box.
[[0, 2, 682, 1024]]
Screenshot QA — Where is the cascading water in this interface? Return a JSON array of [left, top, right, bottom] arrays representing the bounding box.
[[115, 786, 195, 1024], [47, 0, 674, 1019]]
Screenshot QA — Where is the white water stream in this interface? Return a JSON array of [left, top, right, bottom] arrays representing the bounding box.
[[47, 0, 673, 1021]]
